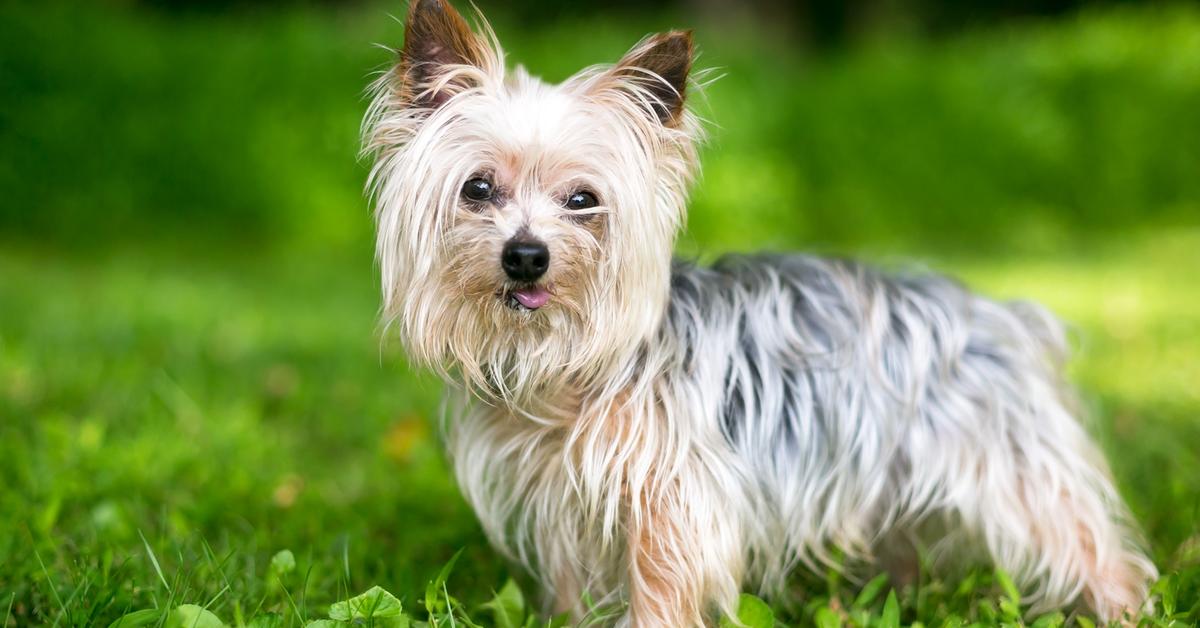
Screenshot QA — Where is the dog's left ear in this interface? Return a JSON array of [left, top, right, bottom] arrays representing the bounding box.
[[605, 31, 694, 128], [398, 0, 490, 109]]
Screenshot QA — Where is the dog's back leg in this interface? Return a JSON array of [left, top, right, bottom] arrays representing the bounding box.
[[911, 384, 1157, 621]]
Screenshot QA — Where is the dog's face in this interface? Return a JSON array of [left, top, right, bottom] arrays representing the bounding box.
[[366, 0, 701, 400]]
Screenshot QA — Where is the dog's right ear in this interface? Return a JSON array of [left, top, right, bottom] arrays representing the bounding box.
[[398, 0, 489, 109]]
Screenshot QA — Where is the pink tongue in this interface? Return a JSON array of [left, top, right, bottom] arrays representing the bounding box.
[[512, 286, 551, 310]]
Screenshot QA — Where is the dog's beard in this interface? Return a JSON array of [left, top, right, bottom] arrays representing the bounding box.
[[381, 205, 681, 407], [419, 211, 592, 397]]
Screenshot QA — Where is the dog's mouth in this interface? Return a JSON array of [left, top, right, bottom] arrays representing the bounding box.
[[502, 284, 552, 311]]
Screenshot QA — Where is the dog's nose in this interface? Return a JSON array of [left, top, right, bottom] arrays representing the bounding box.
[[501, 239, 550, 282]]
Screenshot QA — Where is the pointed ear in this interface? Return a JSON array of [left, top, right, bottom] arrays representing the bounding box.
[[399, 0, 488, 109], [608, 31, 694, 127]]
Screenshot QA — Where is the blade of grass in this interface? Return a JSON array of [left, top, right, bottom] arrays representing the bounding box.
[[34, 547, 69, 625], [444, 581, 456, 628], [203, 584, 230, 610], [60, 571, 93, 621], [299, 561, 315, 623], [198, 537, 235, 595], [138, 530, 171, 594], [278, 575, 306, 626]]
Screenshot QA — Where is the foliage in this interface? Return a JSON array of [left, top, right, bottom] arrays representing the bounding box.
[[2, 1, 1199, 627], [4, 232, 1199, 625], [2, 3, 1199, 255]]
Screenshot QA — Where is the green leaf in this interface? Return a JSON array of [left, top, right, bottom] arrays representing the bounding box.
[[270, 550, 296, 578], [303, 621, 341, 628], [994, 569, 1020, 607], [1029, 612, 1064, 628], [1151, 574, 1177, 616], [107, 609, 162, 628], [854, 573, 890, 609], [165, 604, 226, 628], [246, 613, 284, 628], [424, 549, 463, 616], [977, 598, 997, 623], [329, 585, 405, 622], [998, 599, 1021, 621], [878, 590, 899, 628], [938, 615, 963, 628], [814, 606, 843, 628], [479, 579, 525, 628], [719, 593, 774, 628], [953, 572, 978, 598], [1074, 617, 1095, 628]]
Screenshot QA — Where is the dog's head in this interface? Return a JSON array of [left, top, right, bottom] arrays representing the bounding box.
[[365, 0, 700, 400]]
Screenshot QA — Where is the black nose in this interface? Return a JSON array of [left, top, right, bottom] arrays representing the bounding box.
[[501, 239, 550, 282]]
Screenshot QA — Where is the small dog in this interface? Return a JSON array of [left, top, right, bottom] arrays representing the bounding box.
[[363, 1, 1157, 624]]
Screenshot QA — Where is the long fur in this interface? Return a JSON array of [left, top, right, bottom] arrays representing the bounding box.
[[364, 2, 1156, 625]]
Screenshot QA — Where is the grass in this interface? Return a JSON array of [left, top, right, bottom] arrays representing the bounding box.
[[3, 232, 1199, 626], [2, 0, 1200, 626]]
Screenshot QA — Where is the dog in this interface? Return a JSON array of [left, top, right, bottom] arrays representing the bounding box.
[[363, 1, 1157, 624]]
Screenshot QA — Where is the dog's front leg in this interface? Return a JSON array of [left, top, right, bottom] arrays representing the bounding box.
[[623, 475, 744, 628]]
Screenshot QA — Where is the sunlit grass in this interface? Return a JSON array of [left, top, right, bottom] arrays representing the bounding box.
[[956, 228, 1200, 410], [2, 0, 1199, 625], [3, 228, 1198, 625]]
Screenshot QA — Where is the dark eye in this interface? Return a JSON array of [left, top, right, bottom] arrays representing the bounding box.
[[565, 190, 599, 210], [461, 177, 493, 202]]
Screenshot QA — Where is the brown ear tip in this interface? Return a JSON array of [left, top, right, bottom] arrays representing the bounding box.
[[409, 0, 451, 20], [653, 30, 695, 57], [661, 30, 692, 42]]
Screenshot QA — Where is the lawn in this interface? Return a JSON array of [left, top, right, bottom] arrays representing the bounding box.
[[2, 1, 1199, 626]]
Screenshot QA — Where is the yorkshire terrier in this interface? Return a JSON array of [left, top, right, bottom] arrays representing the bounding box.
[[363, 1, 1157, 625]]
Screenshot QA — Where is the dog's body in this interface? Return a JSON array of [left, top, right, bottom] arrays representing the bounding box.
[[365, 1, 1156, 624], [450, 255, 1154, 624]]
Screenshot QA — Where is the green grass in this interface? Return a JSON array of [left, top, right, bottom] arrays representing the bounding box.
[[2, 0, 1200, 626], [3, 233, 1199, 626]]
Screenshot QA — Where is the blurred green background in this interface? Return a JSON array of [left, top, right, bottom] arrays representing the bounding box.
[[1, 0, 1199, 625]]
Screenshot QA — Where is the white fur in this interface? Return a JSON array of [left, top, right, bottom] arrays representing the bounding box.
[[364, 6, 1156, 625]]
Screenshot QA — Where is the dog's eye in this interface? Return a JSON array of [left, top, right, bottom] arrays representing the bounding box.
[[461, 177, 494, 202], [565, 190, 599, 210]]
